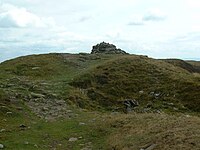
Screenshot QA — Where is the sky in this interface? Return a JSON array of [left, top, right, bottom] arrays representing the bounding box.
[[0, 0, 200, 62]]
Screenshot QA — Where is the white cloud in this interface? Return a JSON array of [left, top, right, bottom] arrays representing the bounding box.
[[0, 3, 55, 28], [142, 9, 166, 21], [128, 21, 144, 26], [128, 15, 144, 26], [78, 16, 92, 22], [185, 0, 200, 8], [128, 9, 166, 26]]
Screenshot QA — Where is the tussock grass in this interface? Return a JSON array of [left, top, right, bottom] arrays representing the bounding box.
[[0, 53, 200, 150], [98, 113, 200, 150]]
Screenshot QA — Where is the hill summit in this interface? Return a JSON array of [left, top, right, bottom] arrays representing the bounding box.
[[91, 42, 128, 54]]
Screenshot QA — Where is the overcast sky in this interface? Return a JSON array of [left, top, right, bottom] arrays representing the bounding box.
[[0, 0, 200, 62]]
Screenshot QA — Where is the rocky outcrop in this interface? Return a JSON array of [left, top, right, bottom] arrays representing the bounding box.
[[124, 99, 139, 112], [91, 42, 128, 54]]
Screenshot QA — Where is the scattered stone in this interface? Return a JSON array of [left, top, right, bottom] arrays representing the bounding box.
[[91, 42, 128, 54], [185, 115, 191, 118], [66, 110, 73, 113], [32, 67, 40, 70], [146, 103, 153, 108], [16, 107, 23, 110], [68, 137, 78, 142], [167, 102, 174, 106], [140, 144, 157, 150], [154, 93, 160, 97], [42, 107, 49, 111], [124, 99, 139, 112], [19, 124, 26, 128], [173, 107, 179, 111], [31, 92, 45, 98], [150, 92, 154, 95], [6, 112, 12, 115], [89, 118, 96, 122], [155, 110, 161, 114], [79, 122, 86, 126], [24, 141, 29, 145], [139, 90, 144, 94], [111, 112, 119, 115], [0, 129, 5, 132], [0, 144, 4, 149]]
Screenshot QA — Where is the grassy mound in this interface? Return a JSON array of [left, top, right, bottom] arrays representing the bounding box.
[[0, 53, 200, 150], [70, 55, 200, 112]]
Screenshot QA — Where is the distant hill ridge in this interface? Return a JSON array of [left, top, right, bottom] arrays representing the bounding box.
[[0, 42, 200, 113], [162, 59, 200, 73]]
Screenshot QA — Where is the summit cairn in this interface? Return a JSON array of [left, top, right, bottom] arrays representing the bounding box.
[[91, 42, 128, 54]]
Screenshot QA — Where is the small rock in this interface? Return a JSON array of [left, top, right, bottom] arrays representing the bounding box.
[[154, 93, 160, 97], [0, 129, 5, 132], [167, 102, 174, 106], [42, 107, 49, 111], [32, 67, 40, 70], [140, 144, 157, 150], [19, 124, 26, 128], [16, 107, 23, 110], [150, 92, 154, 95], [185, 115, 190, 118], [124, 99, 139, 112], [68, 137, 78, 142], [34, 144, 38, 148], [31, 92, 45, 98], [139, 90, 144, 94], [6, 112, 12, 115], [66, 110, 72, 113], [156, 110, 161, 114], [24, 141, 29, 145], [79, 122, 86, 126], [0, 144, 4, 149], [111, 112, 119, 115], [173, 107, 179, 111]]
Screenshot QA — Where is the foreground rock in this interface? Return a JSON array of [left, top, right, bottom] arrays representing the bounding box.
[[91, 42, 128, 54], [0, 144, 4, 149], [68, 137, 78, 142], [124, 99, 139, 112]]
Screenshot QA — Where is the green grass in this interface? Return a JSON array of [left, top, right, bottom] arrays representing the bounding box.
[[1, 53, 200, 111], [70, 55, 200, 112], [103, 113, 200, 150], [0, 108, 110, 150], [0, 53, 200, 149]]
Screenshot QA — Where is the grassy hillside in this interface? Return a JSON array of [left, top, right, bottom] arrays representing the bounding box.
[[71, 55, 200, 112], [163, 59, 200, 73], [1, 53, 200, 112], [0, 53, 200, 149], [187, 60, 200, 73]]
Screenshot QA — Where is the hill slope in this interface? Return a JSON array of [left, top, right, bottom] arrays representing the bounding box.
[[0, 53, 200, 113], [0, 53, 200, 149]]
